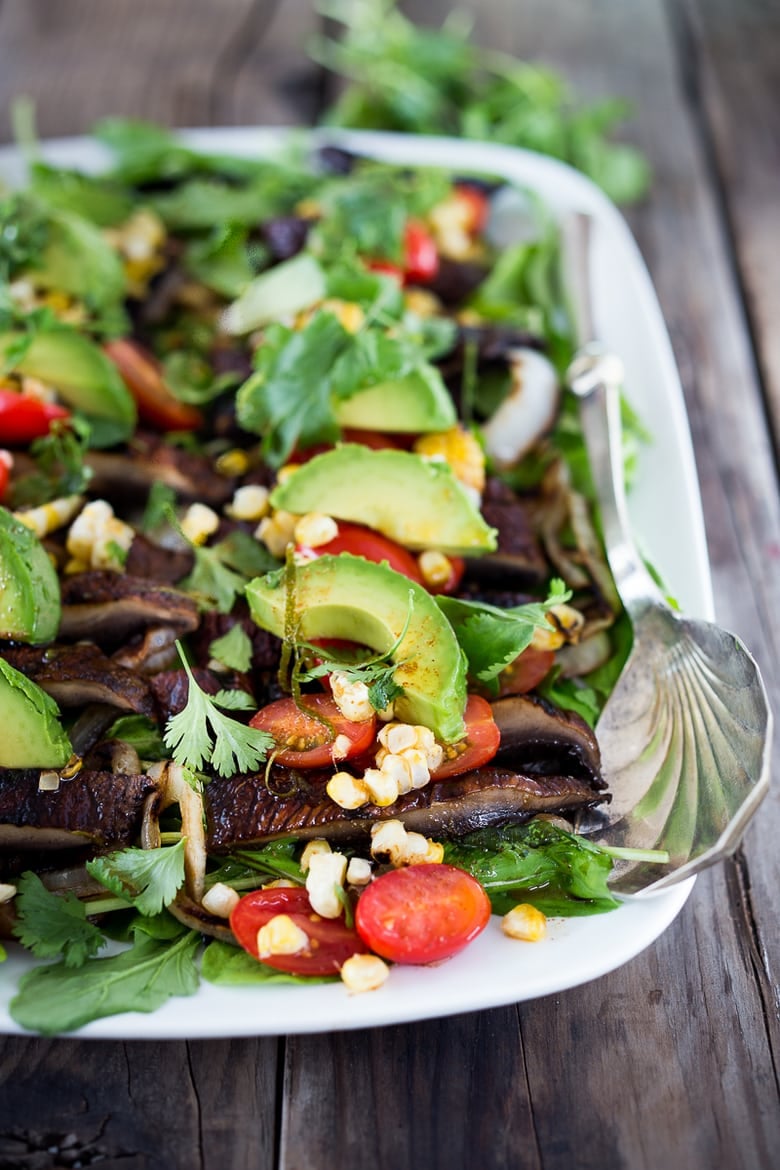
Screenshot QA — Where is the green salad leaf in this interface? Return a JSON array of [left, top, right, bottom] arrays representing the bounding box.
[[12, 872, 105, 968], [209, 624, 254, 672], [86, 840, 187, 917], [202, 940, 336, 986]]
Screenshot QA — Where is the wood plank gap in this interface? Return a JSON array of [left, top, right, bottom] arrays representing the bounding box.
[[515, 1005, 545, 1170], [207, 0, 285, 125], [725, 850, 780, 1095], [663, 0, 780, 477], [273, 1035, 287, 1169], [185, 1040, 206, 1170]]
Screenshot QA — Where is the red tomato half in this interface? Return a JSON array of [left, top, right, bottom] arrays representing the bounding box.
[[231, 887, 370, 975], [0, 389, 70, 445], [430, 694, 501, 780], [298, 521, 425, 586], [249, 694, 376, 768], [355, 864, 491, 964], [0, 449, 12, 501], [104, 338, 203, 432], [498, 647, 555, 696], [453, 184, 490, 235], [403, 220, 439, 284]]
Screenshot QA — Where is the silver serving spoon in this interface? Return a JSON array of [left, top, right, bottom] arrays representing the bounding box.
[[562, 214, 772, 894]]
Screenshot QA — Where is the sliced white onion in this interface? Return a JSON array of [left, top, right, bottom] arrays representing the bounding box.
[[481, 348, 560, 468]]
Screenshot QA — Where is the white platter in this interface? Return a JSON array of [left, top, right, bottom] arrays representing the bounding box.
[[0, 128, 710, 1038]]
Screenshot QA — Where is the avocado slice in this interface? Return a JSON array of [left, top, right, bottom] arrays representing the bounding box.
[[222, 254, 327, 335], [334, 365, 456, 433], [246, 554, 467, 742], [0, 658, 72, 769], [270, 445, 497, 556], [0, 329, 136, 446], [0, 507, 61, 643]]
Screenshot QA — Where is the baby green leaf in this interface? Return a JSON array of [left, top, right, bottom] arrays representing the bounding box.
[[86, 840, 187, 917], [12, 872, 105, 968]]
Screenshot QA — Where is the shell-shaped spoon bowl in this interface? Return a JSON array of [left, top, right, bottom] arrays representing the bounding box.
[[567, 343, 772, 895]]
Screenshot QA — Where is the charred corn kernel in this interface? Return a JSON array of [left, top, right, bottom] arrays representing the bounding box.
[[201, 882, 241, 918], [320, 299, 365, 333], [403, 288, 442, 317], [20, 375, 57, 404], [330, 672, 374, 722], [346, 857, 372, 886], [306, 850, 348, 919], [376, 701, 396, 722], [428, 195, 481, 260], [215, 448, 251, 477], [331, 734, 353, 762], [300, 838, 331, 872], [15, 494, 83, 539], [275, 464, 300, 485], [400, 747, 431, 790], [225, 484, 269, 521], [403, 832, 444, 865], [9, 279, 36, 311], [0, 882, 17, 905], [257, 914, 309, 958], [377, 722, 443, 773], [256, 510, 297, 558], [327, 771, 369, 809], [378, 752, 414, 796], [363, 767, 400, 807], [294, 512, 338, 548], [413, 425, 485, 493], [381, 723, 417, 754], [262, 878, 300, 889], [502, 903, 548, 942], [530, 604, 586, 652], [181, 502, 220, 546], [370, 819, 409, 865], [417, 550, 454, 590], [295, 197, 322, 219], [66, 499, 133, 571], [341, 953, 390, 993]]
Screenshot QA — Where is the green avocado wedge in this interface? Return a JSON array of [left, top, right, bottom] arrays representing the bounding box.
[[0, 329, 136, 447], [246, 554, 468, 743], [270, 445, 496, 556], [0, 658, 72, 769], [334, 365, 456, 433], [0, 507, 61, 643]]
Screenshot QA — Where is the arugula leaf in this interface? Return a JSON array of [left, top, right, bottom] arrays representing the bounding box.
[[207, 840, 305, 887], [29, 162, 134, 226], [12, 872, 105, 968], [9, 924, 200, 1035], [104, 713, 169, 757], [443, 822, 620, 916], [201, 940, 335, 986], [163, 648, 273, 777], [86, 841, 187, 917], [209, 624, 253, 672], [436, 580, 570, 687]]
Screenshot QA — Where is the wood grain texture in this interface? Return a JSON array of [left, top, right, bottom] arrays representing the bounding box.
[[0, 1, 778, 1168]]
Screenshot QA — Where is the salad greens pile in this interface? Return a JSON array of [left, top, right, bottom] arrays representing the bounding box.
[[0, 118, 661, 1036]]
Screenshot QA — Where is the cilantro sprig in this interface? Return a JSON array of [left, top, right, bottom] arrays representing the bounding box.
[[163, 644, 273, 777], [86, 840, 187, 917]]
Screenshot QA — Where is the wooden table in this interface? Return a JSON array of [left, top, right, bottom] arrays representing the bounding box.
[[0, 2, 778, 1166]]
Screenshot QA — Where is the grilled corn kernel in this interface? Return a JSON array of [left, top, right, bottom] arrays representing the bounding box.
[[0, 882, 17, 905], [340, 953, 390, 993], [417, 550, 454, 590], [306, 850, 348, 919], [257, 914, 309, 958], [201, 882, 241, 918], [428, 195, 480, 261], [403, 832, 444, 865], [378, 753, 414, 796], [330, 672, 374, 722], [530, 604, 586, 652], [327, 771, 369, 810], [300, 838, 331, 872], [215, 447, 251, 477], [15, 494, 83, 539], [275, 464, 300, 485], [370, 819, 409, 865], [181, 502, 220, 546], [381, 723, 417, 754], [377, 722, 443, 773], [294, 512, 338, 548], [413, 425, 485, 493], [362, 767, 399, 807], [346, 857, 372, 886], [320, 298, 365, 333], [20, 375, 57, 404], [225, 484, 269, 522], [261, 878, 300, 889], [403, 288, 442, 317], [502, 903, 548, 942], [66, 499, 134, 571], [256, 510, 297, 557], [331, 734, 353, 762]]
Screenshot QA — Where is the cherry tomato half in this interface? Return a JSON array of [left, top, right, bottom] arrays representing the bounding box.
[[249, 694, 376, 768], [355, 863, 491, 964], [453, 184, 490, 235], [0, 389, 70, 445], [230, 886, 370, 975], [0, 450, 12, 502], [104, 339, 203, 432], [497, 647, 555, 696], [430, 694, 501, 780], [403, 220, 439, 285], [298, 521, 425, 586]]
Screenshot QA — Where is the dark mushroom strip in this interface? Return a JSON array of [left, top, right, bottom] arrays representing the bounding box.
[[1, 643, 155, 716], [0, 768, 160, 852], [126, 534, 194, 585], [465, 478, 548, 583], [59, 571, 199, 645], [205, 766, 605, 852], [86, 435, 234, 507], [112, 624, 182, 675], [491, 694, 604, 789]]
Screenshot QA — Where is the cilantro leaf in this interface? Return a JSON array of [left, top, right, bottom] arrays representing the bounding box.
[[9, 925, 200, 1035], [163, 648, 273, 777], [201, 940, 335, 986], [12, 872, 105, 968], [181, 544, 247, 613], [104, 713, 169, 757], [436, 580, 571, 686], [209, 624, 253, 672], [86, 840, 187, 917]]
